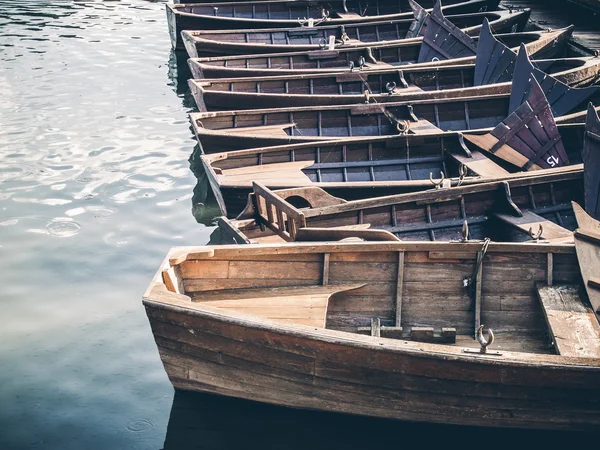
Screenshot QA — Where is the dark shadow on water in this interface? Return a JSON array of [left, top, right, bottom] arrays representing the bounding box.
[[167, 48, 197, 110], [163, 390, 593, 450], [189, 145, 222, 225]]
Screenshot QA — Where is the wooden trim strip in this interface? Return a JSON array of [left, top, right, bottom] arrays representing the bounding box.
[[396, 251, 405, 327]]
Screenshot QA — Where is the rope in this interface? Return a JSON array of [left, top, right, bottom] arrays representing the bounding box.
[[465, 237, 490, 297]]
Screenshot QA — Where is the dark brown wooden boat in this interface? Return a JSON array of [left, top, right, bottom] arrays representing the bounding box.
[[188, 23, 571, 79], [189, 66, 599, 155], [583, 103, 600, 220], [190, 49, 600, 112], [197, 77, 596, 217], [212, 168, 582, 245], [168, 0, 501, 50], [181, 5, 529, 58], [143, 238, 600, 430]]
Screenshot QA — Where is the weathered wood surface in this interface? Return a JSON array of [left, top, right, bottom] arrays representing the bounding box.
[[465, 75, 571, 171], [190, 53, 600, 112], [168, 0, 500, 49], [193, 283, 365, 327], [535, 283, 600, 358], [583, 103, 600, 220], [224, 169, 583, 244], [417, 1, 476, 63], [181, 8, 528, 58], [188, 26, 572, 79], [198, 117, 587, 217], [508, 43, 599, 117], [573, 202, 600, 313], [143, 242, 599, 431]]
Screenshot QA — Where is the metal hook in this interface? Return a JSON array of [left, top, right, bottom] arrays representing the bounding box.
[[318, 39, 327, 50], [429, 171, 445, 189], [461, 220, 469, 242], [528, 224, 543, 241], [385, 81, 396, 95], [321, 8, 330, 20], [396, 120, 409, 134], [457, 164, 467, 187], [475, 325, 495, 354], [358, 56, 366, 69]]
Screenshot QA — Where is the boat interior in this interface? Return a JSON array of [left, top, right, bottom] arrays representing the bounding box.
[[204, 124, 585, 187], [196, 57, 598, 96], [185, 9, 521, 47], [157, 241, 598, 358], [215, 169, 583, 245]]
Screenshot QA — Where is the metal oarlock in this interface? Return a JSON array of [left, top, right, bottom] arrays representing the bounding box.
[[396, 120, 410, 134], [429, 171, 445, 189], [529, 224, 544, 241], [457, 164, 468, 187], [463, 325, 502, 356], [461, 220, 469, 242], [386, 82, 397, 95], [476, 325, 494, 353]]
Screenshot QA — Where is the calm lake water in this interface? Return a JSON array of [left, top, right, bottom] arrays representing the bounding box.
[[0, 1, 595, 449]]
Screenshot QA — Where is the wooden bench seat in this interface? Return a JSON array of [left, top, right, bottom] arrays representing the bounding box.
[[223, 123, 295, 137], [222, 161, 315, 186], [191, 283, 365, 327], [451, 150, 511, 178], [535, 283, 600, 358], [492, 210, 573, 243]]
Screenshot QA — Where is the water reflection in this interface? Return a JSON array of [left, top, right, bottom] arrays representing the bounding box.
[[163, 390, 592, 450], [0, 1, 210, 448]]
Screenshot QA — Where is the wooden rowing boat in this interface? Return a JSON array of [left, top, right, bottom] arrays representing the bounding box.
[[197, 77, 595, 216], [212, 169, 582, 245], [189, 67, 599, 155], [181, 5, 529, 58], [190, 49, 600, 112], [168, 0, 500, 50], [143, 239, 600, 430], [188, 23, 571, 79]]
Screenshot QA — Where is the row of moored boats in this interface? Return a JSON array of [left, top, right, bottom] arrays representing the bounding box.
[[144, 0, 600, 431]]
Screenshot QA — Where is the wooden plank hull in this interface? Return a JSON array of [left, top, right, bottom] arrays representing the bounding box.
[[143, 242, 600, 431], [217, 170, 584, 244], [169, 0, 501, 50], [181, 9, 528, 58], [198, 122, 587, 217], [189, 27, 571, 79], [191, 57, 600, 112], [190, 90, 598, 155]]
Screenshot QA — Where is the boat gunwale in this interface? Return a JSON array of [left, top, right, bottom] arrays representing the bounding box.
[[168, 0, 497, 25]]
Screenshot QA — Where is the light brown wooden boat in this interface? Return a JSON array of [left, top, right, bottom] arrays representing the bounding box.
[[143, 239, 600, 430]]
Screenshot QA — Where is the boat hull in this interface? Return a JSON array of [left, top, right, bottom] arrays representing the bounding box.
[[168, 0, 500, 50], [144, 299, 600, 431]]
